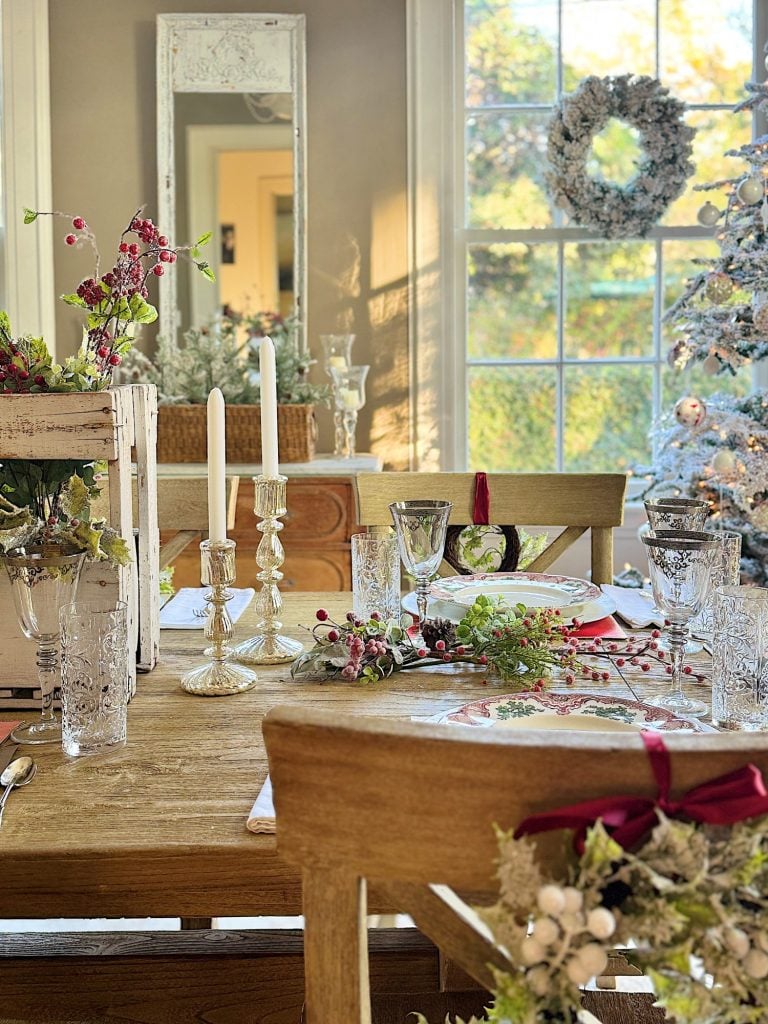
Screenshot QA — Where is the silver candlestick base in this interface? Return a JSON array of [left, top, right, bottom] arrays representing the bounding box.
[[181, 539, 259, 696], [233, 475, 304, 666]]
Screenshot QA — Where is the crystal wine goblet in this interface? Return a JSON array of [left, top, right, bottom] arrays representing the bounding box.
[[641, 530, 719, 717], [644, 497, 710, 532], [389, 500, 453, 630], [1, 545, 85, 744]]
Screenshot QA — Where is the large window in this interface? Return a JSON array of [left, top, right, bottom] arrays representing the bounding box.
[[415, 0, 761, 472]]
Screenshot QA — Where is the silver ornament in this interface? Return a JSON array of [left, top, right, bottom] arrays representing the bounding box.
[[705, 272, 734, 303], [712, 449, 738, 476], [738, 176, 764, 204], [697, 201, 720, 226]]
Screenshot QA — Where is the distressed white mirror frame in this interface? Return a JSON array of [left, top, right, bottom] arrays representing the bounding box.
[[156, 12, 307, 349]]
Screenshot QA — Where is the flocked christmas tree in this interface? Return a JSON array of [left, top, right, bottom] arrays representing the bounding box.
[[643, 61, 768, 583]]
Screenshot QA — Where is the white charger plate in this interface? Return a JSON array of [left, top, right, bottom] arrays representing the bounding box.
[[401, 589, 617, 626]]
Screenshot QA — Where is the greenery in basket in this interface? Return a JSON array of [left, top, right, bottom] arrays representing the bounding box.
[[0, 207, 211, 565], [123, 309, 330, 407]]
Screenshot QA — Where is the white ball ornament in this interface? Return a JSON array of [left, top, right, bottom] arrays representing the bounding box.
[[712, 449, 737, 476], [674, 395, 707, 428], [576, 942, 609, 977], [724, 926, 751, 960], [521, 936, 546, 966], [526, 965, 550, 997], [537, 884, 566, 917], [532, 916, 560, 947], [744, 948, 768, 979], [738, 176, 764, 205], [562, 887, 584, 913], [560, 911, 586, 932], [565, 956, 593, 987], [697, 201, 721, 226], [702, 352, 721, 376], [586, 907, 616, 940]]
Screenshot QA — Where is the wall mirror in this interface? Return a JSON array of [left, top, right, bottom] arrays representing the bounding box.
[[156, 13, 306, 348]]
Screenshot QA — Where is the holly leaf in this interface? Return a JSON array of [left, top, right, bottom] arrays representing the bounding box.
[[196, 261, 216, 282], [61, 293, 87, 308], [195, 231, 212, 247], [128, 293, 158, 324], [61, 475, 90, 520], [23, 208, 38, 224], [0, 311, 12, 338], [99, 529, 132, 567]]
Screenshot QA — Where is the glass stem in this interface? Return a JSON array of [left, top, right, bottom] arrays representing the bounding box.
[[416, 577, 429, 630], [36, 638, 58, 725], [667, 621, 687, 700], [333, 408, 345, 457], [343, 410, 358, 459]]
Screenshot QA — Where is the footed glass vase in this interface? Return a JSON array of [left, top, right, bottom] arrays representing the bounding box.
[[1, 545, 85, 744]]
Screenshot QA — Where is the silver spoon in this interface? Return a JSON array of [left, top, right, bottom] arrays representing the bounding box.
[[0, 756, 36, 828]]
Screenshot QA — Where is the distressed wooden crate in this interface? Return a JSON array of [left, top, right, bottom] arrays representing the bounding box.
[[0, 384, 159, 704]]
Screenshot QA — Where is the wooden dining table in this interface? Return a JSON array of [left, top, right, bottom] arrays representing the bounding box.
[[0, 591, 708, 1022]]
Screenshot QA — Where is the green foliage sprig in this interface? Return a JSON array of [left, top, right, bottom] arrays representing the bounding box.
[[291, 596, 581, 686]]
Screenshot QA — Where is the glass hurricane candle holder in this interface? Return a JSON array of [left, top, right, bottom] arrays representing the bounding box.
[[1, 545, 85, 744], [330, 364, 369, 459], [321, 334, 355, 456]]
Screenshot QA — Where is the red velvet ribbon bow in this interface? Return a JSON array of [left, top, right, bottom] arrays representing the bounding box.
[[472, 472, 490, 526], [515, 732, 768, 852]]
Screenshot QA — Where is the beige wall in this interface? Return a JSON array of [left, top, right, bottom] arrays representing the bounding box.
[[48, 0, 410, 466]]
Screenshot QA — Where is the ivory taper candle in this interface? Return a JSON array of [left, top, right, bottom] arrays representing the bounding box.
[[207, 387, 227, 543], [259, 336, 279, 477]]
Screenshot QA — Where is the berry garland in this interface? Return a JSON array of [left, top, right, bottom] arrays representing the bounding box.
[[546, 75, 695, 239]]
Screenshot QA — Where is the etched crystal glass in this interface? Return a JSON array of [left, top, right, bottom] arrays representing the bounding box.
[[712, 586, 768, 731], [352, 533, 401, 622], [390, 500, 453, 629], [60, 601, 129, 756], [641, 530, 718, 717], [1, 545, 85, 744], [320, 334, 355, 456], [644, 497, 710, 532], [689, 530, 742, 640], [330, 364, 369, 458]]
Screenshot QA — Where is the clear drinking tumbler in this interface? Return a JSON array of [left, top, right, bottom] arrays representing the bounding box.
[[712, 585, 768, 731], [60, 601, 129, 756], [351, 533, 401, 623]]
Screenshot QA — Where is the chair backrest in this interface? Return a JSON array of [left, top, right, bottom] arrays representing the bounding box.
[[264, 705, 768, 1024], [355, 472, 627, 584], [151, 476, 239, 532]]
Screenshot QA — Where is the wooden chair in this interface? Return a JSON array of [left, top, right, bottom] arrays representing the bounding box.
[[355, 472, 627, 584], [145, 476, 240, 571], [264, 707, 768, 1023]]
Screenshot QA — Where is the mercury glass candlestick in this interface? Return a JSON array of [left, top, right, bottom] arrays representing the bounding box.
[[330, 364, 369, 459], [181, 539, 258, 696], [233, 475, 303, 665]]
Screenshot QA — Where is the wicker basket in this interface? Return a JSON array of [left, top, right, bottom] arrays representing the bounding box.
[[156, 403, 317, 463]]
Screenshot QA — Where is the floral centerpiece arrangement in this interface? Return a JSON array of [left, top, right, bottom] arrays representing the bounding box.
[[0, 207, 210, 563], [415, 734, 768, 1024], [291, 596, 689, 688]]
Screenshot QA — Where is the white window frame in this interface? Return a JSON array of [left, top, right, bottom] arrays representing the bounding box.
[[408, 0, 767, 472], [0, 0, 54, 349]]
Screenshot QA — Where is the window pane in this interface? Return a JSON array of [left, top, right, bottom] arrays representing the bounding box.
[[468, 243, 557, 359], [468, 366, 557, 471], [660, 0, 752, 105], [564, 365, 653, 471], [465, 0, 558, 106], [564, 242, 655, 358], [467, 111, 552, 229], [562, 0, 655, 89], [663, 108, 752, 226]]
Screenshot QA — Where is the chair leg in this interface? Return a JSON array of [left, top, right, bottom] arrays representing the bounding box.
[[303, 867, 371, 1024], [591, 527, 614, 585]]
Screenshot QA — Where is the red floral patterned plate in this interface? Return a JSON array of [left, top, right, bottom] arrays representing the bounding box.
[[430, 571, 601, 614], [438, 692, 714, 733]]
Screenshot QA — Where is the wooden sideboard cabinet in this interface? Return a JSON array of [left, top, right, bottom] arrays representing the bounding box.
[[158, 455, 382, 591]]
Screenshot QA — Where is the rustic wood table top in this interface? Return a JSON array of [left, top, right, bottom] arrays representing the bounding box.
[[0, 592, 711, 921]]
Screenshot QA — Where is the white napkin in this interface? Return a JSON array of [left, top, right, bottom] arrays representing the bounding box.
[[247, 775, 276, 834], [601, 584, 664, 629], [159, 587, 255, 629]]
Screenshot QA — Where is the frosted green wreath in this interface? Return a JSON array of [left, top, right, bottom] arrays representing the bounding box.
[[547, 74, 695, 239]]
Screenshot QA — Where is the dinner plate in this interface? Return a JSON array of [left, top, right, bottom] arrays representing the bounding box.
[[436, 692, 714, 733], [401, 589, 617, 626], [431, 571, 600, 613]]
